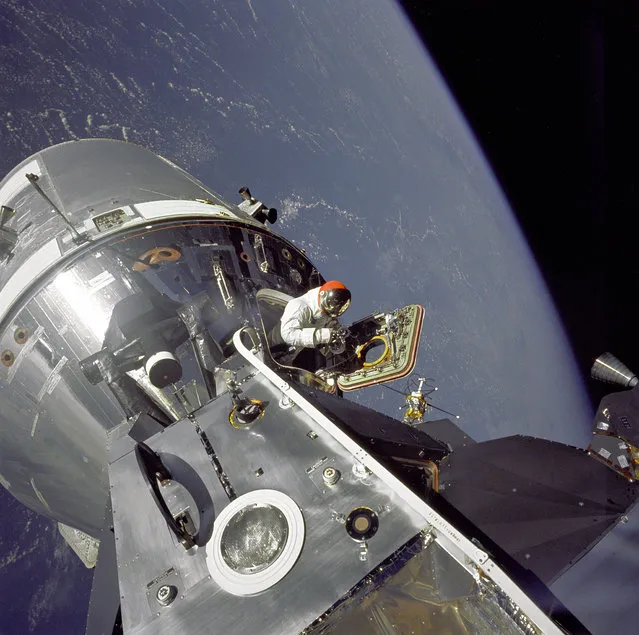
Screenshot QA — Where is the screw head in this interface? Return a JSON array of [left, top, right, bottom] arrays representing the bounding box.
[[322, 466, 340, 485], [156, 584, 177, 606]]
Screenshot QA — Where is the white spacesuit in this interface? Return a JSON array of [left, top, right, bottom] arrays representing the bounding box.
[[280, 287, 335, 348], [277, 281, 351, 357]]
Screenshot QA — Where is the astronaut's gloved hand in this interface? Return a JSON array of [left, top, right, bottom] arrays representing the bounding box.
[[314, 328, 334, 346], [327, 327, 347, 354]]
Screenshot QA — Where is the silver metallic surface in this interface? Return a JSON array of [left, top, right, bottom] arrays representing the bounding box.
[[322, 466, 340, 486], [0, 141, 575, 634], [112, 374, 428, 635], [0, 140, 322, 536], [591, 352, 638, 388], [304, 536, 537, 635], [232, 329, 565, 634], [0, 140, 254, 325], [57, 522, 100, 569], [109, 422, 221, 632], [115, 364, 553, 633]]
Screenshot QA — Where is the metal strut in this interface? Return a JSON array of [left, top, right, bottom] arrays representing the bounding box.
[[213, 260, 234, 311], [253, 234, 270, 273], [25, 173, 87, 243]]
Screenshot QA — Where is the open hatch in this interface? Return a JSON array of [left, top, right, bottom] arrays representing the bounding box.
[[255, 288, 424, 392]]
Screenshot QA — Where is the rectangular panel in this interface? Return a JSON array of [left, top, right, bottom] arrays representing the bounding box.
[[112, 374, 429, 635]]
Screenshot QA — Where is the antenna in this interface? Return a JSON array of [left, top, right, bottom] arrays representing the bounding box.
[[25, 173, 87, 243]]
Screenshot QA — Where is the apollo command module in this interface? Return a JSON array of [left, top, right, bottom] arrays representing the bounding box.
[[1, 139, 638, 634]]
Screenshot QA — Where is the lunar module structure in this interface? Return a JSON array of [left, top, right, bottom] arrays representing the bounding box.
[[1, 139, 638, 634]]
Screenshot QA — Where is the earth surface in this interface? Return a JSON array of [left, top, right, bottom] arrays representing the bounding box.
[[0, 1, 633, 633]]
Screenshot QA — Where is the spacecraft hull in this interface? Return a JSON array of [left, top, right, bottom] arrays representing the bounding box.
[[0, 140, 597, 634], [0, 140, 318, 534]]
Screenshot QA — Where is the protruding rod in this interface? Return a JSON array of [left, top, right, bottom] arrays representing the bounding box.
[[25, 173, 85, 242], [426, 402, 461, 419]]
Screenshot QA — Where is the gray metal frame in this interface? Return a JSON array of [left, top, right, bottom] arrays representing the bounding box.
[[110, 371, 428, 634]]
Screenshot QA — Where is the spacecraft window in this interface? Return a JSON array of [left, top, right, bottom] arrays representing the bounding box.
[[220, 503, 288, 574], [205, 489, 304, 596]]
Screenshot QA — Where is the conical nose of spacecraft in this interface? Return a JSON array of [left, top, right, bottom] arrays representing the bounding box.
[[591, 352, 638, 388]]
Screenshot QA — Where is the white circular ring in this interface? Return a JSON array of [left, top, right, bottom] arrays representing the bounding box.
[[144, 350, 178, 376], [205, 489, 305, 596]]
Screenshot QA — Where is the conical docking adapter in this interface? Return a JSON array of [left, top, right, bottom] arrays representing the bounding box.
[[591, 352, 638, 388]]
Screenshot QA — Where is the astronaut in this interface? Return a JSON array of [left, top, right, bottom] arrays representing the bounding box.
[[269, 280, 351, 369]]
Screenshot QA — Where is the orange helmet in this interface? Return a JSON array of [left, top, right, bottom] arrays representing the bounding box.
[[318, 281, 351, 317]]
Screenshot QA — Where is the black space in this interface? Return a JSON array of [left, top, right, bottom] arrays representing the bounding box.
[[397, 0, 639, 409]]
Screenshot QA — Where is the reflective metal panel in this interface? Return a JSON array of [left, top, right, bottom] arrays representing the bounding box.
[[0, 139, 244, 300], [111, 375, 429, 635], [304, 536, 537, 635], [0, 218, 321, 535]]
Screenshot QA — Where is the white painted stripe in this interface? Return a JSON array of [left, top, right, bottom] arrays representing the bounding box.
[[0, 239, 61, 325], [136, 199, 238, 221], [30, 477, 50, 510], [232, 329, 564, 635], [30, 412, 40, 438], [0, 472, 11, 490], [0, 159, 41, 206]]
